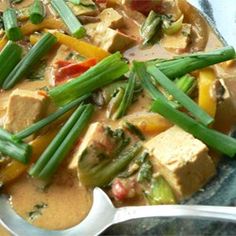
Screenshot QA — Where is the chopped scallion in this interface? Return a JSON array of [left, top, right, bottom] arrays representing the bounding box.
[[29, 0, 46, 24]]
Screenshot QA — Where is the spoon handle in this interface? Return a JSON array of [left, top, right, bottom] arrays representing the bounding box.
[[114, 205, 236, 224]]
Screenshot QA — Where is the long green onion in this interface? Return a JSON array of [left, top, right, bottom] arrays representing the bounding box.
[[14, 94, 90, 141], [147, 66, 213, 126], [0, 128, 31, 164], [38, 104, 94, 179], [29, 104, 94, 179], [49, 52, 129, 106], [175, 74, 197, 96], [51, 0, 86, 38], [148, 46, 235, 79], [151, 99, 236, 157], [112, 71, 136, 119], [29, 0, 46, 24], [0, 41, 22, 87], [2, 33, 57, 90], [3, 8, 23, 41], [133, 61, 178, 108]]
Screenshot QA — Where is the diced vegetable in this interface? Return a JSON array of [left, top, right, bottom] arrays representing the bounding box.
[[21, 18, 66, 35], [145, 176, 176, 205], [51, 0, 86, 38], [53, 31, 110, 61], [2, 33, 57, 90], [0, 128, 31, 164], [198, 68, 217, 117], [151, 99, 236, 157], [29, 0, 46, 24], [49, 52, 129, 106], [14, 94, 90, 141], [141, 10, 162, 45], [111, 179, 129, 201], [55, 58, 97, 84], [0, 41, 22, 87], [149, 46, 236, 80], [111, 71, 136, 120], [3, 8, 23, 41], [162, 14, 184, 35], [29, 104, 94, 179], [122, 112, 172, 136], [147, 65, 214, 126], [78, 142, 142, 187]]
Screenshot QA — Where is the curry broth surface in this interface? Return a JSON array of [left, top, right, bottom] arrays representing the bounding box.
[[0, 0, 235, 232]]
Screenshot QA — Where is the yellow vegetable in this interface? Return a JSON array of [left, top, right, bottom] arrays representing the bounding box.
[[122, 112, 172, 136], [21, 18, 66, 35], [29, 34, 42, 45], [198, 68, 217, 118], [0, 35, 8, 51], [0, 130, 57, 185], [53, 31, 110, 61]]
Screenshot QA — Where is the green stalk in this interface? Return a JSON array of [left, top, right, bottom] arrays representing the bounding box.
[[29, 105, 86, 177], [133, 61, 178, 108], [38, 104, 94, 179], [29, 0, 46, 24], [112, 71, 136, 119], [3, 8, 23, 41], [14, 94, 90, 141], [49, 52, 129, 106], [51, 0, 86, 38], [0, 41, 22, 87], [151, 99, 236, 157], [148, 46, 235, 79], [147, 66, 213, 126], [175, 74, 197, 95], [141, 10, 162, 45], [78, 142, 142, 187], [2, 33, 57, 90]]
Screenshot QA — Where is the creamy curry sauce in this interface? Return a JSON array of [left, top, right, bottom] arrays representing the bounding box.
[[0, 0, 236, 233]]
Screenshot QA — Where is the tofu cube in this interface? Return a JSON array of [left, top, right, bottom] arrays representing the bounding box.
[[145, 126, 216, 200], [69, 122, 115, 169], [99, 8, 124, 29], [4, 89, 48, 134], [86, 23, 135, 52], [161, 23, 192, 54]]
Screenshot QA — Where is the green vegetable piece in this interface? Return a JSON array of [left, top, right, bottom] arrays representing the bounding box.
[[68, 0, 81, 4], [124, 122, 145, 141], [78, 142, 142, 187], [148, 46, 235, 80], [3, 8, 23, 41], [147, 66, 213, 126], [175, 74, 197, 96], [141, 10, 162, 45], [14, 94, 90, 141], [151, 99, 236, 157], [145, 176, 176, 205], [49, 52, 129, 106], [51, 0, 86, 38], [0, 41, 22, 87], [29, 0, 46, 24], [2, 32, 57, 90], [162, 15, 184, 35]]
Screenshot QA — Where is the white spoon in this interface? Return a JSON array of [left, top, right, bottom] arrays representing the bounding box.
[[1, 187, 236, 236]]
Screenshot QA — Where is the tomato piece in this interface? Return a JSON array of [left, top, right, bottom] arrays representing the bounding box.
[[112, 179, 129, 201], [55, 58, 97, 84]]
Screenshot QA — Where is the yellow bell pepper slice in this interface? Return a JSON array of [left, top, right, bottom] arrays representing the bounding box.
[[0, 130, 57, 185], [21, 18, 66, 35], [0, 35, 8, 51], [53, 31, 110, 61], [198, 68, 217, 118]]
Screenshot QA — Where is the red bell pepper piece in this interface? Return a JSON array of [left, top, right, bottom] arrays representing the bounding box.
[[55, 58, 97, 84]]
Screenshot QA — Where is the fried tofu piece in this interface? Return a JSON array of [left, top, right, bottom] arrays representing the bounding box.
[[86, 23, 135, 52], [4, 89, 48, 134], [99, 8, 124, 29], [69, 122, 115, 170], [161, 23, 192, 54], [145, 126, 216, 200]]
